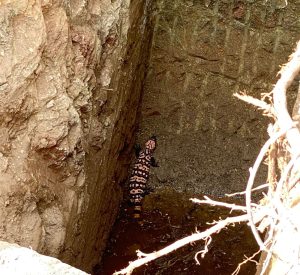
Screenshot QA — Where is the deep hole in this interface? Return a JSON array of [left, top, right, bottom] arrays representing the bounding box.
[[1, 0, 299, 274]]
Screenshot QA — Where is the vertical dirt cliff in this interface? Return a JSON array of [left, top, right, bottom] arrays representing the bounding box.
[[138, 0, 300, 196], [0, 0, 154, 272]]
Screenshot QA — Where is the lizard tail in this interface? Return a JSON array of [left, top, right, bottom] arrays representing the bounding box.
[[133, 203, 144, 225]]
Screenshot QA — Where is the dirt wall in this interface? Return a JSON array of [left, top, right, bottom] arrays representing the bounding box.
[[0, 0, 154, 272], [138, 0, 300, 195]]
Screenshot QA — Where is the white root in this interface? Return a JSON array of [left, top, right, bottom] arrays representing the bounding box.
[[245, 128, 291, 251], [190, 196, 248, 212], [225, 183, 269, 197], [231, 250, 261, 275], [233, 92, 273, 115], [113, 213, 266, 275], [273, 40, 300, 156], [194, 236, 212, 265]]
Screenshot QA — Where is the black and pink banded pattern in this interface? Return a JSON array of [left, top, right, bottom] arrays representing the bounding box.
[[129, 136, 158, 221]]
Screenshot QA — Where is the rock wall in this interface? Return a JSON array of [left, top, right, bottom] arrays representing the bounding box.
[[138, 0, 300, 195], [0, 0, 154, 272], [0, 241, 87, 275]]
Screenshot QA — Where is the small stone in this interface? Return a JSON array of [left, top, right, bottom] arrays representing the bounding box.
[[46, 100, 55, 108]]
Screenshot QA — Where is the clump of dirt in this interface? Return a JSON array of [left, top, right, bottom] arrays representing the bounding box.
[[98, 188, 260, 274]]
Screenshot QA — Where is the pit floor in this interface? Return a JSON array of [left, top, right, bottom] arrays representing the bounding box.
[[96, 189, 261, 275]]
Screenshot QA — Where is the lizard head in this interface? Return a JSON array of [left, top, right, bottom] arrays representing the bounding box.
[[145, 135, 157, 151]]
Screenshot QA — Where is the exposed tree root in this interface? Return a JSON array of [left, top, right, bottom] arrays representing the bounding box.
[[113, 213, 265, 275]]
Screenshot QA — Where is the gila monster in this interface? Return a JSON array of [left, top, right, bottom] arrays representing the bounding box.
[[129, 136, 158, 222]]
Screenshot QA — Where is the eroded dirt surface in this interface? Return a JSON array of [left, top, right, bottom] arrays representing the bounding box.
[[99, 188, 260, 275], [0, 1, 154, 271], [138, 0, 300, 197]]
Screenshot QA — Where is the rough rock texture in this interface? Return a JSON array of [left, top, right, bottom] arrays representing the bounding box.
[[0, 0, 154, 272], [0, 241, 87, 275], [138, 0, 300, 195]]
